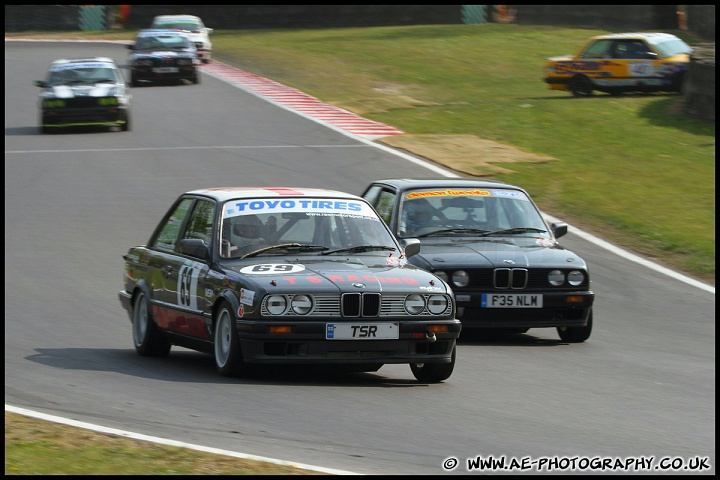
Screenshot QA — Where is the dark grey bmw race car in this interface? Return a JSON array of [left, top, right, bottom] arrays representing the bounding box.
[[127, 29, 200, 86], [362, 178, 595, 342], [118, 186, 461, 382]]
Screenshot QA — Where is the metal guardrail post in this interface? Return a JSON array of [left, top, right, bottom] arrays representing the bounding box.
[[79, 5, 108, 31], [462, 5, 487, 24]]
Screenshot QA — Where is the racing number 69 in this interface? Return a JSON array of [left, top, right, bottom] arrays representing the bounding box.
[[178, 265, 194, 307]]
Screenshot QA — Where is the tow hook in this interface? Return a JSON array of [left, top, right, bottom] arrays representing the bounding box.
[[425, 331, 437, 343]]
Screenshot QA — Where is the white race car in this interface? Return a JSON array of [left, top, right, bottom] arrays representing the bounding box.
[[151, 14, 213, 64]]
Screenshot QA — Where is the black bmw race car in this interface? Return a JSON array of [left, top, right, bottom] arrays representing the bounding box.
[[362, 178, 595, 342], [118, 186, 461, 382], [127, 29, 200, 86]]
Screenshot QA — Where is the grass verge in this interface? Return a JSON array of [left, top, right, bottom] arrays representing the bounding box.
[[5, 412, 328, 475]]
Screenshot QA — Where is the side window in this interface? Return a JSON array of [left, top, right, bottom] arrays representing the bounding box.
[[614, 40, 650, 60], [184, 199, 216, 247], [362, 185, 382, 207], [153, 198, 193, 251], [374, 190, 396, 226], [580, 40, 612, 59]]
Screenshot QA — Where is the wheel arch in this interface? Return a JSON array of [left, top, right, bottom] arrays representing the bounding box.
[[211, 291, 241, 331], [130, 279, 153, 310]]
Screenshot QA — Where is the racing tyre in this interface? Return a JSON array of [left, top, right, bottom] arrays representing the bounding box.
[[557, 309, 593, 343], [192, 72, 200, 85], [121, 111, 130, 132], [410, 344, 456, 383], [132, 291, 171, 357], [570, 75, 594, 97], [671, 72, 685, 93], [214, 302, 251, 377], [129, 71, 140, 88]]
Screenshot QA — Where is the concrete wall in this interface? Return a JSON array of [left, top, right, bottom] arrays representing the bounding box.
[[685, 5, 715, 41], [510, 5, 679, 31], [684, 43, 715, 121], [5, 5, 83, 31], [117, 5, 465, 29]]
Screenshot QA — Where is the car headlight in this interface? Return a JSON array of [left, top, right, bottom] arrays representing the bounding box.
[[404, 293, 426, 315], [427, 295, 449, 314], [567, 270, 585, 286], [548, 269, 565, 286], [451, 270, 470, 288], [290, 295, 313, 315], [265, 295, 288, 315]]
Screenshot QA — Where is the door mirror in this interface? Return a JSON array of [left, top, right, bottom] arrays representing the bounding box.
[[180, 238, 209, 259]]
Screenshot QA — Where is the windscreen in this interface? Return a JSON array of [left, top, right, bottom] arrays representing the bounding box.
[[397, 188, 549, 238], [220, 197, 397, 258]]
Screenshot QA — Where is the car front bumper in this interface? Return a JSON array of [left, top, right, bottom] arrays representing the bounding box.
[[41, 106, 128, 127], [235, 319, 461, 365], [455, 290, 594, 329], [132, 66, 197, 81]]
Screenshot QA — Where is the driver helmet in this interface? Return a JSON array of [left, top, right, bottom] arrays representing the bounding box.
[[233, 215, 263, 240], [405, 198, 434, 225]]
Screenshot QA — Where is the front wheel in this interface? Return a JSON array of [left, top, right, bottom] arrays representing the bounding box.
[[557, 309, 593, 343], [132, 291, 171, 357], [570, 75, 594, 97], [410, 344, 456, 383], [214, 303, 251, 377], [121, 111, 130, 132]]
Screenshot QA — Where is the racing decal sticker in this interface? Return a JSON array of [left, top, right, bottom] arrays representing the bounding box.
[[386, 254, 407, 267], [406, 189, 528, 201], [224, 198, 377, 219], [239, 264, 306, 275], [406, 189, 492, 200], [553, 61, 603, 73], [628, 62, 654, 77], [177, 262, 202, 309], [271, 274, 420, 285], [535, 237, 555, 247], [491, 190, 529, 201], [50, 62, 112, 71], [419, 285, 444, 292], [240, 288, 255, 306]]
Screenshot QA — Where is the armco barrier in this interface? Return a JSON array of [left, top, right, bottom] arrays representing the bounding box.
[[78, 6, 108, 31]]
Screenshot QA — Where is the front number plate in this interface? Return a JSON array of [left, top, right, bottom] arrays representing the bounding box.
[[326, 323, 399, 340], [153, 67, 178, 73], [481, 294, 543, 308]]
